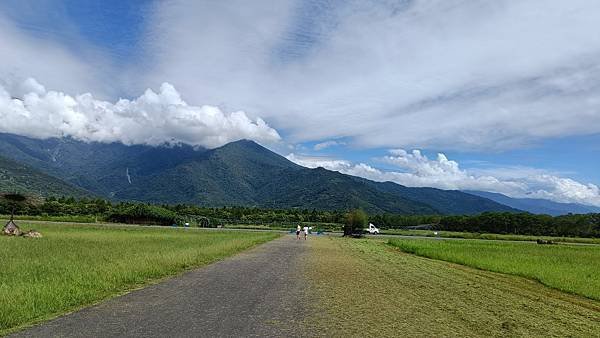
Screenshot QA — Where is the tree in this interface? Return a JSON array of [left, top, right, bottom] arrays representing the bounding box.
[[1, 193, 31, 235], [2, 193, 28, 221], [343, 209, 368, 237]]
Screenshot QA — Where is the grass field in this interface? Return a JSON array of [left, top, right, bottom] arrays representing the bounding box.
[[381, 228, 600, 244], [389, 238, 600, 300], [306, 237, 600, 337], [0, 223, 279, 335]]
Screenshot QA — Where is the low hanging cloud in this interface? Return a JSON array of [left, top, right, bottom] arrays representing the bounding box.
[[286, 151, 600, 207], [0, 78, 280, 149]]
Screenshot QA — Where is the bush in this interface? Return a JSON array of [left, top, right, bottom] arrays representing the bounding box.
[[344, 209, 367, 237], [106, 204, 181, 226]]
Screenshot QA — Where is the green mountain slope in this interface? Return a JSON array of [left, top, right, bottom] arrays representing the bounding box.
[[257, 167, 438, 214], [0, 133, 208, 197], [115, 140, 303, 206], [114, 141, 437, 214], [364, 181, 518, 214], [0, 155, 90, 197]]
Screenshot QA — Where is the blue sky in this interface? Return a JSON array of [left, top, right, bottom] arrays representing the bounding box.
[[0, 0, 150, 62], [0, 0, 599, 206]]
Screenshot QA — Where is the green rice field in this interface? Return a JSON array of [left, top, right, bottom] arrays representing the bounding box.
[[388, 238, 600, 300], [0, 223, 279, 335], [381, 228, 600, 244]]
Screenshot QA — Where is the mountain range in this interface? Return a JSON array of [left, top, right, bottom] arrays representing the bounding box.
[[0, 132, 571, 215], [465, 190, 600, 216]]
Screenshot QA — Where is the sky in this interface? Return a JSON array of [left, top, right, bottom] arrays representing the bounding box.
[[0, 0, 599, 206]]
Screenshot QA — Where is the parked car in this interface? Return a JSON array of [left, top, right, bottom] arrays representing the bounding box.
[[366, 223, 380, 234]]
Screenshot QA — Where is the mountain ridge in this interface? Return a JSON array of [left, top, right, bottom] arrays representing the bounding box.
[[0, 133, 519, 214]]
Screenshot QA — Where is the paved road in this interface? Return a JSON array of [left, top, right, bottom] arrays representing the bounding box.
[[12, 236, 313, 338]]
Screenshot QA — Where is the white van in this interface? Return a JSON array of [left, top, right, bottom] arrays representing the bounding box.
[[366, 223, 380, 234]]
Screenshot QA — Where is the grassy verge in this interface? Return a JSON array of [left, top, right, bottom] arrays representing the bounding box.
[[0, 223, 279, 335], [381, 228, 600, 244], [307, 237, 600, 337], [388, 238, 600, 300]]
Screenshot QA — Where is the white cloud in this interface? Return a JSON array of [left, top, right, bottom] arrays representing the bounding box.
[[0, 78, 280, 148], [285, 153, 351, 170], [141, 0, 600, 150], [4, 1, 600, 152], [286, 150, 600, 207], [313, 140, 344, 151], [0, 14, 114, 98]]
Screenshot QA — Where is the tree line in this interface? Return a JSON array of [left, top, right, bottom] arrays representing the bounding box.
[[1, 196, 598, 237], [358, 212, 600, 237], [437, 212, 600, 238], [0, 196, 347, 227]]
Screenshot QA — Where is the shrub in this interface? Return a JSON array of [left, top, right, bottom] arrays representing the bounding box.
[[106, 204, 181, 226], [344, 209, 367, 237]]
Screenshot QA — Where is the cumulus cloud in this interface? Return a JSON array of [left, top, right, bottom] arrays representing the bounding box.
[[142, 0, 600, 150], [0, 78, 280, 148], [286, 151, 600, 207]]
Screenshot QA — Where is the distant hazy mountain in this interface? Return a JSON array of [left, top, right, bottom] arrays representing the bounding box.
[[0, 132, 516, 214], [464, 190, 600, 216]]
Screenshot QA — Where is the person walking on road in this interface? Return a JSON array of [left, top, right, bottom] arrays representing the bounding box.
[[296, 225, 301, 240], [303, 226, 309, 240]]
